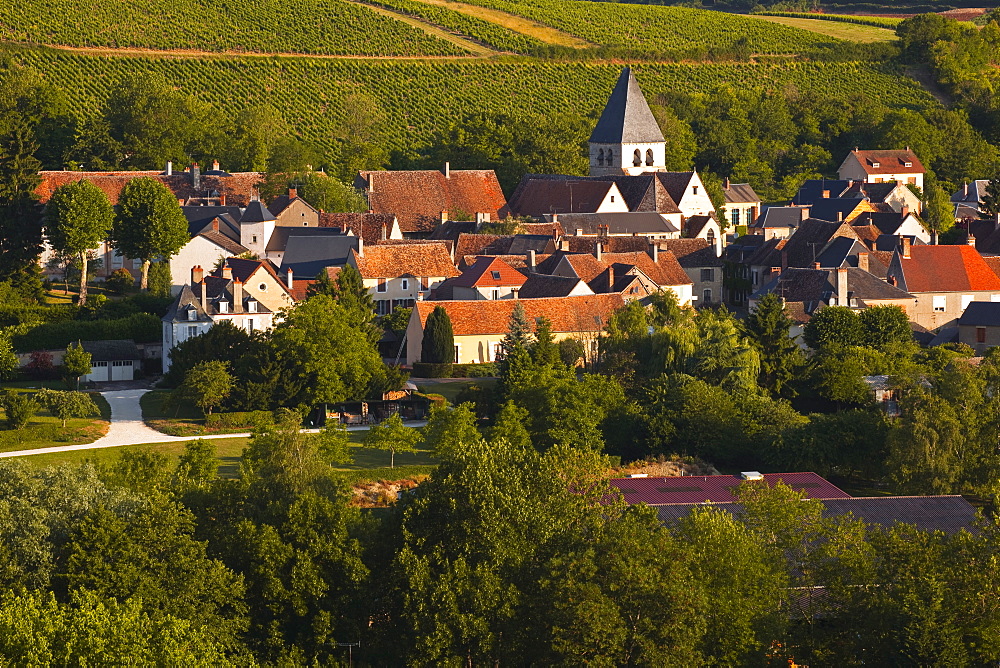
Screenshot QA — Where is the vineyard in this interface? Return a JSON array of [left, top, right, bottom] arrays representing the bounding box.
[[0, 0, 466, 56], [361, 0, 546, 53], [9, 47, 935, 156], [446, 0, 843, 53], [755, 11, 903, 28]]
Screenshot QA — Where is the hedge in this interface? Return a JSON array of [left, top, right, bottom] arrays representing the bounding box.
[[204, 410, 274, 430], [0, 304, 78, 328], [411, 362, 453, 378], [13, 313, 160, 352], [452, 363, 497, 378]]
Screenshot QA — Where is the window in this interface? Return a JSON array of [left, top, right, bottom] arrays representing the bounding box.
[[701, 268, 714, 282], [218, 301, 229, 312], [907, 177, 917, 185], [492, 289, 500, 300], [706, 229, 715, 247], [692, 186, 699, 195], [112, 250, 124, 268], [597, 149, 604, 166], [904, 161, 912, 168], [187, 308, 197, 321], [376, 278, 387, 293], [606, 149, 613, 164], [752, 270, 760, 285], [703, 289, 712, 303], [454, 345, 460, 364], [187, 325, 198, 338], [401, 278, 409, 291], [247, 319, 255, 332], [633, 149, 642, 167], [302, 222, 308, 227], [376, 299, 391, 315], [871, 161, 880, 168], [961, 295, 974, 310], [610, 195, 615, 202], [977, 327, 987, 343], [247, 300, 257, 313], [932, 295, 946, 312], [645, 148, 654, 166], [491, 270, 501, 280], [731, 209, 740, 226], [258, 283, 267, 291]]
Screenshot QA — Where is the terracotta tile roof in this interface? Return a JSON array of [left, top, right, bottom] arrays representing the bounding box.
[[36, 169, 262, 205], [895, 245, 1000, 293], [198, 230, 248, 255], [414, 294, 625, 336], [748, 219, 860, 269], [286, 266, 340, 302], [562, 254, 611, 282], [607, 472, 850, 505], [353, 243, 458, 279], [319, 212, 398, 245], [520, 221, 563, 237], [460, 254, 549, 270], [851, 224, 882, 249], [510, 173, 683, 214], [563, 236, 651, 254], [455, 233, 506, 258], [518, 274, 590, 298], [356, 169, 508, 233], [983, 256, 1000, 281], [555, 250, 691, 288], [656, 238, 722, 268], [451, 256, 527, 288], [507, 179, 618, 216], [722, 182, 760, 204], [850, 149, 925, 176]]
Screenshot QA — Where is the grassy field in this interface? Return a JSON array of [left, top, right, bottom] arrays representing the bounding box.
[[751, 15, 898, 43], [0, 388, 110, 453], [415, 377, 497, 403]]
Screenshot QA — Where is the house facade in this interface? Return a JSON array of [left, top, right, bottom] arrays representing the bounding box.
[[721, 180, 760, 230], [837, 148, 925, 190], [348, 242, 460, 315], [957, 302, 1000, 354]]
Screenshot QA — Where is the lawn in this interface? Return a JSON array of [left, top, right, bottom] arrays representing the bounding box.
[[141, 389, 264, 436], [416, 377, 497, 403], [0, 388, 110, 453], [751, 15, 897, 43]]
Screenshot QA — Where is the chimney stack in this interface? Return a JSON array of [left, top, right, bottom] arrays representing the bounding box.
[[822, 189, 830, 199], [963, 182, 969, 198], [724, 177, 730, 190], [901, 236, 911, 259], [288, 187, 298, 199], [968, 232, 977, 247], [222, 264, 233, 280], [211, 218, 219, 232], [836, 211, 844, 222], [233, 278, 243, 312], [552, 226, 559, 240], [357, 235, 364, 258], [191, 163, 201, 190], [648, 242, 658, 263], [441, 210, 448, 223], [443, 162, 450, 179], [836, 267, 848, 306], [595, 242, 603, 262], [575, 228, 583, 236], [526, 249, 536, 271], [212, 160, 220, 172], [192, 265, 204, 284], [165, 161, 172, 176], [199, 279, 207, 313], [813, 261, 821, 270], [858, 252, 869, 273], [901, 205, 909, 217], [286, 267, 293, 289], [381, 223, 387, 241], [219, 194, 226, 206]]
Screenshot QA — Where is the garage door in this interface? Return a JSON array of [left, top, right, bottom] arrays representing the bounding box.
[[111, 360, 134, 381], [88, 361, 109, 382]]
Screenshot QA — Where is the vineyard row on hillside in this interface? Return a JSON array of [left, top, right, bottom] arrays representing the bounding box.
[[755, 11, 903, 28]]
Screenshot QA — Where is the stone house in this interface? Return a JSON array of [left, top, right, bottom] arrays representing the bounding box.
[[837, 148, 925, 190], [348, 242, 460, 315], [957, 302, 1000, 354]]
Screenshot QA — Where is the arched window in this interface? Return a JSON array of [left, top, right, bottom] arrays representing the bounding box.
[[633, 149, 642, 167], [645, 148, 654, 166], [707, 229, 716, 247], [606, 149, 613, 165], [597, 149, 604, 166]]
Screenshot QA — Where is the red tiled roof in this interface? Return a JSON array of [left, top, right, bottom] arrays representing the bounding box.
[[414, 294, 625, 336], [520, 221, 563, 238], [508, 179, 617, 216], [353, 243, 458, 279], [455, 233, 506, 259], [451, 256, 527, 288], [36, 170, 263, 205], [356, 169, 508, 233], [562, 236, 651, 254], [850, 149, 925, 176], [897, 245, 1000, 293], [561, 251, 691, 287], [319, 212, 397, 245], [607, 472, 851, 505]]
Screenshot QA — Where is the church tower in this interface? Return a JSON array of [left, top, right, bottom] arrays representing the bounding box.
[[589, 67, 666, 177]]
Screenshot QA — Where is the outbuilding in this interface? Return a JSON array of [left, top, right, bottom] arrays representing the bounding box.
[[82, 339, 142, 382]]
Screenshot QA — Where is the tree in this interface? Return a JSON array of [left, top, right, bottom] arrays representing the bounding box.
[[531, 316, 560, 367], [329, 92, 390, 181], [1, 390, 37, 429], [60, 341, 91, 390], [111, 177, 189, 289], [365, 413, 422, 468], [44, 180, 114, 304], [0, 117, 43, 299], [104, 267, 134, 295], [743, 294, 804, 397], [859, 304, 912, 350], [803, 305, 862, 350], [922, 176, 956, 240], [421, 305, 454, 365], [980, 177, 1000, 218], [34, 388, 98, 428], [0, 334, 17, 382], [146, 260, 172, 298], [286, 171, 367, 213], [164, 320, 254, 386], [558, 337, 585, 368], [177, 361, 233, 416], [269, 294, 387, 407]]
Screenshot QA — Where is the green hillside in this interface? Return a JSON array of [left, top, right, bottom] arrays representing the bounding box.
[[0, 0, 466, 56], [9, 48, 934, 157]]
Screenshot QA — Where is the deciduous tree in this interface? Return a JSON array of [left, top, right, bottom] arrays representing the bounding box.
[[177, 360, 233, 416], [60, 341, 91, 390], [365, 413, 422, 468], [111, 177, 189, 290], [744, 293, 804, 397], [44, 180, 114, 304], [34, 388, 98, 428]]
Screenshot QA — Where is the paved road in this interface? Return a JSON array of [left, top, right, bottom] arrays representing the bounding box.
[[0, 389, 424, 459]]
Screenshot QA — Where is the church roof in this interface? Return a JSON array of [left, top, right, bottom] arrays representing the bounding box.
[[589, 67, 664, 145]]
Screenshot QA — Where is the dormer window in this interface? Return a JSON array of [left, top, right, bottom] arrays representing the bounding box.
[[247, 300, 257, 313], [904, 161, 912, 168], [871, 161, 880, 168], [187, 308, 197, 321], [491, 270, 501, 280], [218, 300, 229, 312]]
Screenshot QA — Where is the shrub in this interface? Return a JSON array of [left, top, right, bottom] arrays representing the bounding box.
[[25, 351, 57, 380], [203, 411, 274, 430], [104, 268, 135, 295], [13, 313, 160, 352], [1, 391, 39, 430], [411, 362, 453, 378], [452, 362, 497, 378]]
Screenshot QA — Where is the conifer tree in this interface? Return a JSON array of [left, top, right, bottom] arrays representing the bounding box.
[[531, 316, 560, 368], [0, 119, 43, 299], [421, 305, 454, 365], [744, 294, 804, 397]]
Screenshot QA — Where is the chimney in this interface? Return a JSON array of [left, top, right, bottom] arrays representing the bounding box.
[[963, 182, 969, 198], [222, 264, 233, 280], [901, 236, 911, 259], [552, 226, 559, 239], [381, 223, 387, 241], [559, 238, 570, 252], [357, 236, 364, 258], [836, 211, 843, 222], [968, 232, 977, 247], [858, 252, 869, 273], [191, 163, 201, 190], [288, 187, 298, 199], [597, 224, 609, 239], [781, 248, 788, 271], [552, 213, 559, 223], [191, 265, 204, 284], [199, 279, 207, 313], [813, 261, 821, 270], [724, 177, 730, 190], [441, 210, 448, 223], [165, 161, 172, 176], [822, 189, 830, 199], [219, 194, 226, 206], [286, 267, 293, 289], [211, 218, 219, 232], [901, 204, 909, 217], [595, 242, 603, 261], [575, 228, 583, 236], [526, 249, 536, 271], [233, 278, 243, 312], [212, 160, 220, 171], [443, 162, 450, 179], [648, 242, 658, 263], [836, 267, 848, 306]]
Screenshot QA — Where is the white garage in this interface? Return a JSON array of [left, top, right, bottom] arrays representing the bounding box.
[[82, 340, 142, 383]]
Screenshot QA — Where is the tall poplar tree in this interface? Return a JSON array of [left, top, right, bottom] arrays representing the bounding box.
[[45, 180, 114, 304], [0, 118, 43, 299], [421, 305, 454, 365], [111, 177, 188, 290]]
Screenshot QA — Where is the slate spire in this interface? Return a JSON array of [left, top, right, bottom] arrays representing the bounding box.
[[589, 67, 665, 144]]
